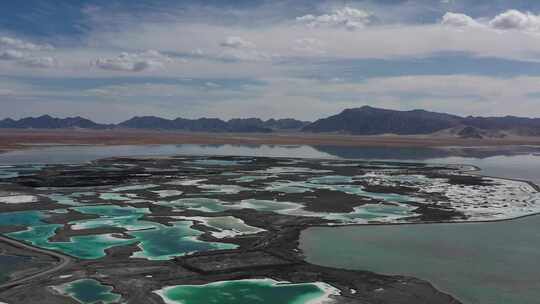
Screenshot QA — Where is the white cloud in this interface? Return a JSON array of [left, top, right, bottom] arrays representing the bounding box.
[[91, 50, 171, 72], [442, 9, 540, 32], [217, 36, 273, 61], [489, 10, 540, 31], [0, 49, 25, 60], [219, 36, 255, 49], [19, 56, 57, 68], [0, 36, 58, 68], [441, 12, 481, 27], [0, 36, 53, 51], [296, 7, 373, 30]]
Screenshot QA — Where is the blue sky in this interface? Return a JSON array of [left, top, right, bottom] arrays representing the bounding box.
[[2, 0, 540, 122]]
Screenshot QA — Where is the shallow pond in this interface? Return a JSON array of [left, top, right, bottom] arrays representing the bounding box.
[[155, 279, 339, 304], [300, 215, 540, 304], [55, 279, 121, 304]]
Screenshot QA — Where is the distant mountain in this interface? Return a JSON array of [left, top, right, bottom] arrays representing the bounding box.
[[0, 115, 110, 129], [303, 106, 461, 135], [117, 116, 309, 133], [4, 107, 540, 136], [0, 115, 308, 133], [303, 106, 540, 136]]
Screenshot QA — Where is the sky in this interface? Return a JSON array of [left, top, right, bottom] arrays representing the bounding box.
[[2, 0, 540, 123]]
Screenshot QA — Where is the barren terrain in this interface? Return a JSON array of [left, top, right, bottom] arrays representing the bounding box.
[[2, 129, 540, 153]]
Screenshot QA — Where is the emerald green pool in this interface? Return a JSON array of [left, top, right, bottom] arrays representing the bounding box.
[[56, 279, 121, 304], [155, 279, 338, 304], [300, 215, 540, 304], [130, 221, 237, 260], [7, 224, 136, 259], [1, 206, 235, 260]]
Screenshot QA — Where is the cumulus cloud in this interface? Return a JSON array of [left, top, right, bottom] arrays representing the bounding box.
[[0, 36, 53, 51], [441, 12, 481, 27], [0, 36, 58, 68], [489, 10, 540, 31], [219, 36, 255, 49], [442, 9, 540, 32], [296, 7, 373, 30], [91, 50, 171, 72]]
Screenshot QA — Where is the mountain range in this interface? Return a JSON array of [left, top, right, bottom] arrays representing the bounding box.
[[0, 115, 309, 133], [2, 106, 540, 138]]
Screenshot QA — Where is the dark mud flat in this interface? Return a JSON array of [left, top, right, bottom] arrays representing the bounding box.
[[1, 155, 530, 304]]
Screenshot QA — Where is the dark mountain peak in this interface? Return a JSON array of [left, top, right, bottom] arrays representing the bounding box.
[[0, 115, 109, 129], [304, 106, 462, 135], [304, 106, 540, 136]]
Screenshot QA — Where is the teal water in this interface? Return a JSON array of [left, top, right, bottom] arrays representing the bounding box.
[[300, 215, 540, 304], [7, 224, 136, 259], [72, 205, 150, 217], [156, 279, 337, 304], [130, 221, 237, 260], [0, 210, 46, 226], [0, 204, 236, 260], [46, 193, 83, 206], [58, 279, 121, 304], [71, 205, 157, 233]]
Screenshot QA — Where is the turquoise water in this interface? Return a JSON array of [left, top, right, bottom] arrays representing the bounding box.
[[58, 279, 121, 304], [47, 193, 82, 206], [7, 224, 136, 259], [72, 205, 150, 217], [130, 221, 237, 260], [0, 207, 235, 260], [300, 215, 540, 304], [6, 218, 236, 260], [0, 210, 46, 226], [156, 279, 337, 304]]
